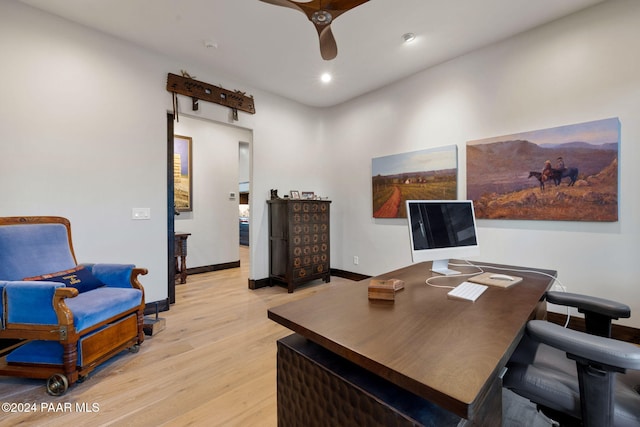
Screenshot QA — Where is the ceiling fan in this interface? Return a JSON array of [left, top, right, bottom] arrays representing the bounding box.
[[259, 0, 370, 60]]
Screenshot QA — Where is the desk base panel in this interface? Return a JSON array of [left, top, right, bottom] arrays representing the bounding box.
[[277, 334, 463, 427]]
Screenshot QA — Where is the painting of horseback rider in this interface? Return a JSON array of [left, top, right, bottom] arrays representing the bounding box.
[[541, 160, 553, 182], [466, 116, 619, 221]]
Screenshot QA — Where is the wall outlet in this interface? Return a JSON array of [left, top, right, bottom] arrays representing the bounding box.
[[353, 256, 359, 265]]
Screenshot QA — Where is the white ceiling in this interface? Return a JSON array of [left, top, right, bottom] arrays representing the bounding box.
[[20, 0, 606, 107]]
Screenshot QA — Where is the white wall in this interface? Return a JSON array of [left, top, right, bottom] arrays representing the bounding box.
[[326, 0, 640, 326], [173, 115, 251, 268], [2, 0, 640, 328], [248, 94, 333, 282], [0, 1, 166, 302], [0, 1, 324, 303]]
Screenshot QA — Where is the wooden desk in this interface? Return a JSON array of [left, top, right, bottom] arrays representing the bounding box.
[[174, 232, 191, 284], [268, 261, 556, 426]]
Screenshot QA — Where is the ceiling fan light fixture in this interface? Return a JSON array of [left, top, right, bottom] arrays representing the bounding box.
[[402, 32, 416, 44], [312, 10, 332, 25]]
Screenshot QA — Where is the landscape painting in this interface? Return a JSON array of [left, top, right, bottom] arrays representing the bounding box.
[[466, 117, 619, 221], [372, 145, 458, 218], [174, 134, 192, 212]]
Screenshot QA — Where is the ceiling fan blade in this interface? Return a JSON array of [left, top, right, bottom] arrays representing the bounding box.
[[318, 24, 338, 61], [324, 0, 370, 13], [258, 0, 301, 13], [261, 0, 370, 60]]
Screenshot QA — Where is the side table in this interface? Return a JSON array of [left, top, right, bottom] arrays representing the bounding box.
[[174, 232, 191, 284]]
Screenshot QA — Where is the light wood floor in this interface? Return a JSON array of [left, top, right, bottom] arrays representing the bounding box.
[[0, 246, 355, 426], [0, 247, 549, 426]]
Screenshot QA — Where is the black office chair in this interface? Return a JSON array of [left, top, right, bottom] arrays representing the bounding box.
[[503, 291, 640, 427]]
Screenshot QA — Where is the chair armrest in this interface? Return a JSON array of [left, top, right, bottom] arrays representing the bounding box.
[[527, 320, 640, 371], [4, 281, 75, 325], [546, 291, 630, 319], [53, 287, 79, 328], [130, 267, 148, 292], [85, 263, 139, 288]]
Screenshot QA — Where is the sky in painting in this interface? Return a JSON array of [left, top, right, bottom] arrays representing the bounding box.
[[174, 137, 190, 175], [467, 117, 620, 146], [372, 145, 457, 176]]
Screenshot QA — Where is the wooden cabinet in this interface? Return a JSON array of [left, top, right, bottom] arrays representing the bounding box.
[[268, 199, 331, 293]]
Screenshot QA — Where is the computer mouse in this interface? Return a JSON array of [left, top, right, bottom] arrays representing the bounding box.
[[489, 274, 515, 281]]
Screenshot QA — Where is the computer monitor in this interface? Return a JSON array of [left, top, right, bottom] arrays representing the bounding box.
[[406, 200, 480, 275]]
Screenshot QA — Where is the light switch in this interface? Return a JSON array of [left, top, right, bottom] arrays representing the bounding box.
[[132, 208, 151, 220], [229, 192, 237, 200]]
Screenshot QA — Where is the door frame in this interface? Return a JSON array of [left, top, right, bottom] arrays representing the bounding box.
[[166, 113, 254, 299], [166, 112, 176, 304]]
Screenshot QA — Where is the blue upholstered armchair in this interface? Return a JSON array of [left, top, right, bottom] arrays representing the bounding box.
[[0, 216, 147, 395]]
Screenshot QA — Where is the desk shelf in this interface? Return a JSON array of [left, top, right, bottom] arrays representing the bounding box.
[[277, 333, 461, 427]]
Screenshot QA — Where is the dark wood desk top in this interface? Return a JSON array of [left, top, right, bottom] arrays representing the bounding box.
[[268, 261, 556, 419]]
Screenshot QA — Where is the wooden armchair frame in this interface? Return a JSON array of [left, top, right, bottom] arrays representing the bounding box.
[[0, 216, 147, 395]]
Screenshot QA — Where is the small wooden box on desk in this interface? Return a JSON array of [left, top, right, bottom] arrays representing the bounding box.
[[368, 279, 405, 301], [267, 199, 331, 293]]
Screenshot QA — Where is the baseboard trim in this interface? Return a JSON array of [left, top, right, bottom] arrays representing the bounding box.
[[187, 260, 240, 275], [547, 312, 640, 344], [249, 269, 370, 291], [249, 277, 270, 290], [330, 268, 370, 282], [144, 298, 170, 315]]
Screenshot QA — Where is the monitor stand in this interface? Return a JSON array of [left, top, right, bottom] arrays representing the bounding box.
[[431, 259, 461, 276]]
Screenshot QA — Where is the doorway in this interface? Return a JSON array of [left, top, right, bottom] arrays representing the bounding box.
[[239, 141, 250, 247], [166, 113, 253, 304]]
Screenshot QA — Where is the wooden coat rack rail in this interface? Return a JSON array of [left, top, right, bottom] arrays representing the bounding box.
[[166, 73, 255, 118]]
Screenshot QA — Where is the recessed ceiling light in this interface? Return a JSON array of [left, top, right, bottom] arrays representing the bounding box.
[[203, 40, 218, 49], [402, 33, 416, 44], [321, 73, 332, 83]]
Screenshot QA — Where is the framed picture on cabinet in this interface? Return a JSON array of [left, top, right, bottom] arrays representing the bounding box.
[[290, 191, 300, 199], [174, 134, 193, 212], [301, 191, 315, 200]]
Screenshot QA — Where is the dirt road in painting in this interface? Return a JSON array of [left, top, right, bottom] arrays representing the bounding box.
[[374, 186, 402, 218]]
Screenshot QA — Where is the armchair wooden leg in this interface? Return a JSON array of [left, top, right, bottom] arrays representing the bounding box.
[[137, 311, 145, 344], [62, 342, 78, 384]]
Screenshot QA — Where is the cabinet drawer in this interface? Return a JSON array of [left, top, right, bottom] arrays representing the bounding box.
[[293, 264, 328, 280]]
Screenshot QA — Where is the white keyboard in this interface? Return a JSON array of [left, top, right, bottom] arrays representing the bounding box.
[[447, 281, 488, 302]]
